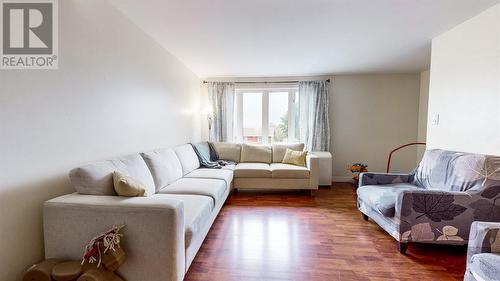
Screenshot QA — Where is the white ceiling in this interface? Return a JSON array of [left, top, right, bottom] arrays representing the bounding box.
[[110, 0, 500, 77]]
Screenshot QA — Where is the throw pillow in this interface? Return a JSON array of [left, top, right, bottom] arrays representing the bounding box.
[[282, 148, 307, 167], [113, 171, 149, 197], [272, 143, 305, 163], [240, 144, 272, 163]]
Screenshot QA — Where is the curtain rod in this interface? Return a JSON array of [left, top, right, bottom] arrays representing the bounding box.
[[202, 79, 330, 84]]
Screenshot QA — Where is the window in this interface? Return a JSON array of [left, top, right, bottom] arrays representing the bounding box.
[[234, 87, 299, 144], [242, 92, 262, 144]]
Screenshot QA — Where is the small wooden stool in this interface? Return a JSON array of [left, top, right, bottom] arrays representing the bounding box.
[[51, 261, 83, 281], [23, 259, 61, 281]]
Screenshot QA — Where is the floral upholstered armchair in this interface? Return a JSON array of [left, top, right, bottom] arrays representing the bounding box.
[[464, 221, 500, 281], [357, 149, 500, 254]]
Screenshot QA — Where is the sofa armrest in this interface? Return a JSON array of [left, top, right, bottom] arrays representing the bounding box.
[[44, 193, 185, 281], [358, 172, 411, 188], [467, 221, 500, 268], [306, 154, 319, 189]]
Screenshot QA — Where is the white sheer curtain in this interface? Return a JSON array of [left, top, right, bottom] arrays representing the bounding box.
[[207, 82, 235, 142], [298, 80, 330, 151]]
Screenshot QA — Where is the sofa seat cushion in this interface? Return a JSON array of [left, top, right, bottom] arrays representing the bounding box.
[[270, 163, 310, 179], [234, 163, 272, 178], [162, 194, 213, 249], [158, 178, 227, 206], [470, 253, 500, 281], [221, 164, 236, 171], [185, 168, 233, 187], [357, 183, 419, 217]]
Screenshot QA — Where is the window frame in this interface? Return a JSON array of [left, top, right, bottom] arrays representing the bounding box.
[[234, 86, 299, 144]]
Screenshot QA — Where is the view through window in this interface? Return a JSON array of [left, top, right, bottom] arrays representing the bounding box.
[[235, 88, 299, 144], [242, 92, 262, 143]]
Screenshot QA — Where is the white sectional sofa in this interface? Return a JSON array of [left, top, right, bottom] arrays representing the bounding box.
[[213, 142, 319, 190], [43, 143, 318, 281]]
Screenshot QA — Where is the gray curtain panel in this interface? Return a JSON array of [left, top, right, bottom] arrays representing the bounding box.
[[298, 80, 330, 151], [207, 82, 235, 142]]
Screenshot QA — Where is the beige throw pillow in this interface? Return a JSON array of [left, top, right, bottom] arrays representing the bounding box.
[[272, 143, 305, 163], [282, 149, 307, 167], [113, 171, 149, 197]]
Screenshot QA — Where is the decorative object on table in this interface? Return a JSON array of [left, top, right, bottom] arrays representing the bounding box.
[[350, 163, 368, 186]]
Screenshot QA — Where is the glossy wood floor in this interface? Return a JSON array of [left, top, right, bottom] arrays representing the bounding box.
[[185, 183, 466, 281]]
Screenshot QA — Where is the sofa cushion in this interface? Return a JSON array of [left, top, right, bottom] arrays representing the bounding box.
[[158, 178, 227, 206], [240, 144, 272, 163], [113, 171, 149, 197], [234, 163, 272, 178], [141, 148, 183, 191], [357, 183, 419, 217], [272, 143, 305, 163], [413, 149, 500, 192], [282, 149, 307, 167], [173, 144, 200, 175], [184, 168, 233, 188], [162, 194, 213, 249], [470, 253, 500, 281], [270, 163, 310, 179], [212, 142, 241, 162], [70, 154, 155, 196], [221, 164, 236, 171]]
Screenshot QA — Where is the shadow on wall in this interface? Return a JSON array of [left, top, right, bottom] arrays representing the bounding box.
[[0, 176, 73, 281]]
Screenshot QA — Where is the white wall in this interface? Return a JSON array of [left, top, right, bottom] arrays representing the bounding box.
[[330, 75, 421, 181], [0, 1, 200, 279], [417, 70, 430, 162], [427, 4, 500, 155]]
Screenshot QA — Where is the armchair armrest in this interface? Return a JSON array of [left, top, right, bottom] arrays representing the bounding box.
[[306, 154, 319, 189], [44, 193, 185, 281], [394, 189, 500, 244], [467, 221, 500, 266], [359, 172, 412, 188]]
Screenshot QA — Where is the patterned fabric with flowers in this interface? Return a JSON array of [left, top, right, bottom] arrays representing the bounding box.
[[357, 149, 500, 246]]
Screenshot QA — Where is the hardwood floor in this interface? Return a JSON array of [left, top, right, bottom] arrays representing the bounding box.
[[185, 183, 466, 281]]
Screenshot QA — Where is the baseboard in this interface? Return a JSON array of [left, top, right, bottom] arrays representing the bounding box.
[[332, 176, 354, 183]]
